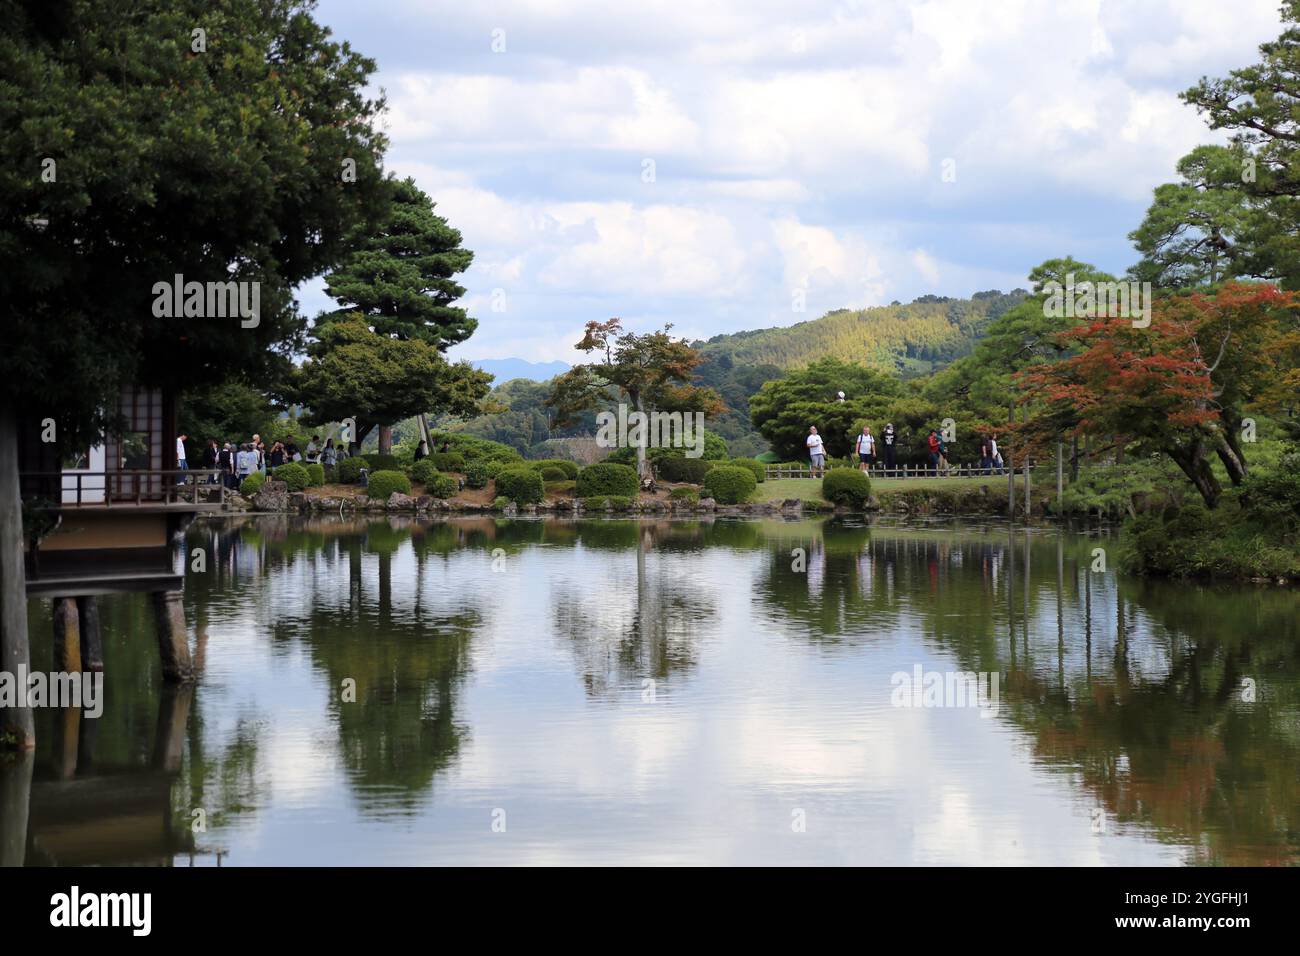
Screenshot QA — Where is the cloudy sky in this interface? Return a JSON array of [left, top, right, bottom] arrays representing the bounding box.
[[304, 0, 1286, 363]]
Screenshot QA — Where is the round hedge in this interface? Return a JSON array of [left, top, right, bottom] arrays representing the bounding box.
[[408, 459, 438, 486], [336, 457, 366, 484], [274, 462, 309, 492], [367, 470, 412, 501], [495, 465, 545, 504], [366, 453, 401, 472], [304, 462, 326, 487], [702, 465, 757, 504], [668, 486, 699, 502], [728, 458, 765, 483], [822, 468, 872, 507], [576, 462, 640, 498], [240, 472, 266, 496], [424, 473, 458, 499], [464, 460, 496, 489], [540, 465, 568, 481], [429, 451, 465, 473], [531, 458, 579, 479], [657, 456, 713, 484]]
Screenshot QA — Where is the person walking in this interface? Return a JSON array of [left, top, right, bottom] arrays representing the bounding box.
[[322, 438, 336, 468], [855, 425, 875, 473], [236, 443, 257, 485], [414, 440, 428, 462], [305, 435, 321, 463], [881, 423, 896, 472], [203, 438, 219, 483], [806, 426, 826, 477], [979, 434, 992, 472], [990, 433, 1003, 471], [927, 429, 941, 473]]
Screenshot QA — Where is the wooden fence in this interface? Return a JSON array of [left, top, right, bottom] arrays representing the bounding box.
[[764, 463, 1013, 480]]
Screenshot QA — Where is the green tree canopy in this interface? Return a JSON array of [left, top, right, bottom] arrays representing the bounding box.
[[748, 358, 902, 459]]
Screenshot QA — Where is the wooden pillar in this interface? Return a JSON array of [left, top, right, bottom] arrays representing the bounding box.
[[150, 590, 193, 683], [52, 596, 82, 674], [0, 751, 33, 867], [152, 684, 193, 773], [76, 595, 104, 672], [1023, 454, 1031, 518], [1056, 440, 1064, 507], [0, 408, 33, 751]]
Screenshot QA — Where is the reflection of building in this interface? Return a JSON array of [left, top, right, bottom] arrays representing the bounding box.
[[18, 385, 223, 683]]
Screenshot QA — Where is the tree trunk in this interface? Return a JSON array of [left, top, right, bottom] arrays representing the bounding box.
[[1069, 435, 1079, 483], [1168, 441, 1222, 509], [0, 408, 34, 750], [1215, 417, 1249, 485], [378, 424, 393, 456], [633, 391, 651, 481]]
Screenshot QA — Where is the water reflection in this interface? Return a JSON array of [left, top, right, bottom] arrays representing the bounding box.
[[1, 515, 1296, 865]]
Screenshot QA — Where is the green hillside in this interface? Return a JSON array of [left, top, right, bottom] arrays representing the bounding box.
[[692, 290, 1027, 376]]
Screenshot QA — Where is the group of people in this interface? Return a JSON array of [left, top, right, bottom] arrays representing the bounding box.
[[804, 425, 1004, 475], [178, 432, 349, 489], [805, 423, 899, 476]]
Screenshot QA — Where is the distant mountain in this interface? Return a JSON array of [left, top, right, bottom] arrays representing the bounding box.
[[693, 290, 1027, 377], [473, 358, 571, 383]]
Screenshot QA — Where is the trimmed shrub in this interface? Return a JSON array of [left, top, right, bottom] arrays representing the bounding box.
[[336, 457, 366, 484], [583, 495, 634, 511], [429, 451, 465, 473], [408, 459, 438, 486], [701, 430, 729, 460], [531, 458, 579, 479], [702, 465, 757, 504], [822, 468, 872, 507], [367, 470, 411, 501], [668, 486, 699, 503], [274, 462, 310, 492], [729, 457, 766, 483], [540, 465, 567, 482], [657, 456, 713, 484], [240, 472, 266, 496], [424, 473, 458, 499], [576, 462, 639, 498], [494, 465, 545, 504], [464, 460, 495, 489], [366, 453, 400, 472], [492, 495, 510, 511], [605, 446, 636, 466], [304, 463, 326, 487]]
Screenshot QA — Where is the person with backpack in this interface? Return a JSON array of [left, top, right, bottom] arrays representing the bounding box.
[[937, 431, 949, 471], [218, 442, 235, 490], [855, 425, 875, 473]]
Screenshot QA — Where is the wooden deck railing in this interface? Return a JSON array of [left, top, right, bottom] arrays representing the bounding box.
[[20, 469, 227, 509], [764, 463, 1013, 480]]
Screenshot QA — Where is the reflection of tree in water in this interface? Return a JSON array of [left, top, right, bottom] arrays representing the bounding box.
[[891, 527, 1300, 865], [754, 519, 883, 643], [276, 520, 488, 813], [555, 520, 720, 698]]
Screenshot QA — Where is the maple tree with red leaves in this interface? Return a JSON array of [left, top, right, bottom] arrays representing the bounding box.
[[1015, 283, 1299, 508]]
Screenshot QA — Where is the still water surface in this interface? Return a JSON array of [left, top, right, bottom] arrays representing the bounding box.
[[8, 515, 1300, 865]]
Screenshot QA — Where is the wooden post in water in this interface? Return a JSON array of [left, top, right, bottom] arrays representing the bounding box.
[[0, 409, 33, 751], [1023, 454, 1031, 518], [77, 595, 103, 672], [52, 597, 82, 673], [1056, 439, 1064, 508], [150, 590, 193, 683]]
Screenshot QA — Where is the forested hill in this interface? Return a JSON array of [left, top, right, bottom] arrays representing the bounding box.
[[692, 289, 1027, 376]]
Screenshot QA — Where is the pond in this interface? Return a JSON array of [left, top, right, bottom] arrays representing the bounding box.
[[7, 515, 1299, 865]]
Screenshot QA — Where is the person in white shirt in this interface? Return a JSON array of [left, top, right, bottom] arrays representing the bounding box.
[[855, 426, 875, 472], [806, 426, 826, 476], [176, 434, 188, 470]]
